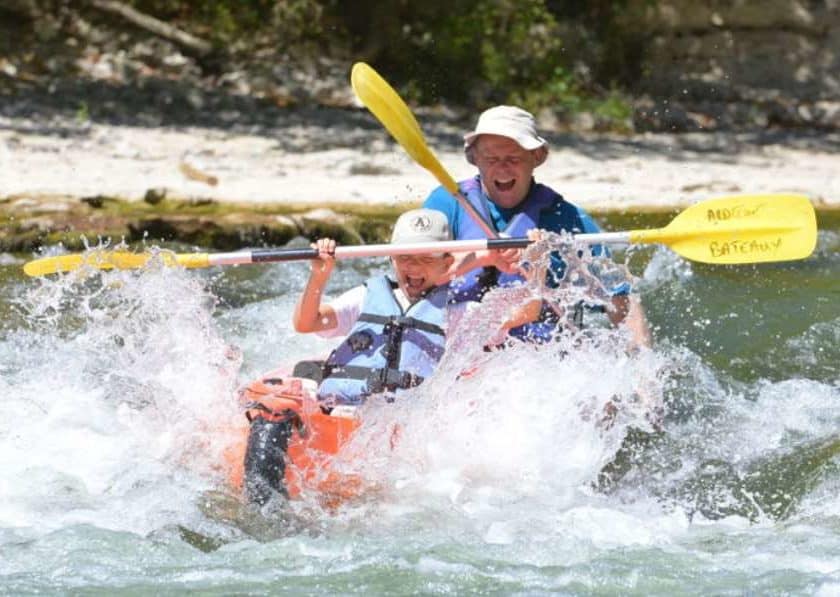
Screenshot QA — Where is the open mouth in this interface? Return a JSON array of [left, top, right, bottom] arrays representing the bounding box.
[[405, 276, 427, 293], [494, 178, 516, 192]]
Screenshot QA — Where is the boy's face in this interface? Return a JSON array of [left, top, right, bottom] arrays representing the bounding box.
[[392, 254, 454, 300]]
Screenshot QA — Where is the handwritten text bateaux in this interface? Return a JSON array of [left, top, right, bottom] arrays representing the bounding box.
[[710, 237, 782, 258]]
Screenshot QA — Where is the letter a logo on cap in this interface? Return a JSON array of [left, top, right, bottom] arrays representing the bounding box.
[[392, 208, 451, 244], [411, 215, 431, 231]]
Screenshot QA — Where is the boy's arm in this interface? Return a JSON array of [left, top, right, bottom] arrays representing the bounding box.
[[293, 238, 339, 333]]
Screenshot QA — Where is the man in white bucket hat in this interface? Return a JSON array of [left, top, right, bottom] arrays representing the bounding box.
[[462, 105, 550, 208], [423, 105, 651, 348]]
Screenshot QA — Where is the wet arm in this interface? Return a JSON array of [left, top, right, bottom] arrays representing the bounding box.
[[293, 239, 339, 333], [446, 247, 523, 278], [501, 298, 543, 331], [604, 295, 662, 430], [423, 191, 521, 277], [608, 294, 653, 349]]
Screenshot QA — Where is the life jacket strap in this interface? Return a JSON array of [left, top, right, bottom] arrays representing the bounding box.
[[357, 313, 445, 337], [329, 365, 424, 393], [476, 266, 500, 298]]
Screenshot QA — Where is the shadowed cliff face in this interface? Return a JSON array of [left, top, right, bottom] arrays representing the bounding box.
[[628, 0, 840, 131]]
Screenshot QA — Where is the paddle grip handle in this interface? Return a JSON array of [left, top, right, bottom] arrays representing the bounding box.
[[486, 238, 532, 250], [251, 248, 319, 263]]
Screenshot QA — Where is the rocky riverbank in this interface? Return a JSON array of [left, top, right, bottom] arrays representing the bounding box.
[[3, 106, 839, 253], [3, 0, 839, 254], [0, 191, 408, 253]]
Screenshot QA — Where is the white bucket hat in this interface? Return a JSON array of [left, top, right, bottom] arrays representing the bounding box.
[[391, 208, 452, 244], [464, 106, 549, 160]]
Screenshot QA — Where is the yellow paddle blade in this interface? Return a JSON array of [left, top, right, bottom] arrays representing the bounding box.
[[23, 251, 211, 277], [23, 252, 150, 276], [629, 193, 817, 264], [350, 62, 459, 195]]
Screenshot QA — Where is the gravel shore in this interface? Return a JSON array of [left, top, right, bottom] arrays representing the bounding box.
[[2, 108, 838, 212]]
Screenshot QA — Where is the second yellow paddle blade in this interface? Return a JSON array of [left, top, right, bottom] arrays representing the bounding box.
[[23, 252, 152, 276], [350, 62, 459, 195], [631, 193, 817, 264], [23, 251, 211, 277]]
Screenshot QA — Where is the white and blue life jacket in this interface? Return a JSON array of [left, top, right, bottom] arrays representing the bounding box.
[[317, 275, 448, 405]]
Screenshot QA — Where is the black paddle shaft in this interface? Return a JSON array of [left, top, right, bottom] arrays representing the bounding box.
[[248, 238, 531, 264], [486, 238, 532, 250], [251, 248, 320, 263]]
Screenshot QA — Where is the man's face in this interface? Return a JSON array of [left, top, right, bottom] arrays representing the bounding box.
[[392, 254, 454, 301], [473, 134, 539, 208]]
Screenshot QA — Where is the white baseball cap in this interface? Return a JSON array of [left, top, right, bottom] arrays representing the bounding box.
[[463, 105, 548, 152], [391, 208, 452, 244]]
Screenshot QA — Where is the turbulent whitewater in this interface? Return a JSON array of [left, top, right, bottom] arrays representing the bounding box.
[[0, 227, 837, 594]]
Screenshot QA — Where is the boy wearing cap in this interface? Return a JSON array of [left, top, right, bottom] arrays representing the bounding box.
[[293, 208, 538, 406], [423, 105, 651, 347]]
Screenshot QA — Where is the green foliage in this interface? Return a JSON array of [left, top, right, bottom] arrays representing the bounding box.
[[513, 68, 634, 132], [126, 0, 323, 43], [119, 0, 641, 128], [477, 0, 564, 89], [326, 0, 637, 129], [594, 91, 633, 122], [544, 0, 645, 86], [512, 67, 580, 114], [271, 0, 325, 42], [75, 100, 89, 123], [370, 0, 566, 105]]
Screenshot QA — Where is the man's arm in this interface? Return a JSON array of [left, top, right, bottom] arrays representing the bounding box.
[[608, 293, 662, 429], [446, 248, 523, 278], [608, 294, 653, 349], [501, 299, 543, 331]]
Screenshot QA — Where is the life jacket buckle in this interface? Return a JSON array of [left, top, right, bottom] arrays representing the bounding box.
[[375, 368, 424, 393], [347, 330, 373, 353]]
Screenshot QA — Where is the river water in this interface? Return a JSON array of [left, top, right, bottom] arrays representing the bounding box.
[[0, 213, 838, 595]]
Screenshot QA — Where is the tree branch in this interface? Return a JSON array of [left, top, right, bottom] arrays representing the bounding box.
[[87, 0, 214, 57]]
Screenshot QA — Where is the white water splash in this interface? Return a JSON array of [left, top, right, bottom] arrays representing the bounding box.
[[0, 257, 241, 534], [329, 233, 669, 530], [1, 234, 838, 592]]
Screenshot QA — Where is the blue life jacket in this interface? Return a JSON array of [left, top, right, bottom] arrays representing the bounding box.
[[318, 275, 448, 405], [451, 176, 556, 300], [451, 177, 561, 341]]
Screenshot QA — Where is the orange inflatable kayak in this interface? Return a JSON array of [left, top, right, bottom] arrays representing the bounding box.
[[224, 368, 371, 508]]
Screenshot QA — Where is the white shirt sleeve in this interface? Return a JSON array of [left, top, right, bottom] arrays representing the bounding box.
[[315, 285, 366, 339]]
